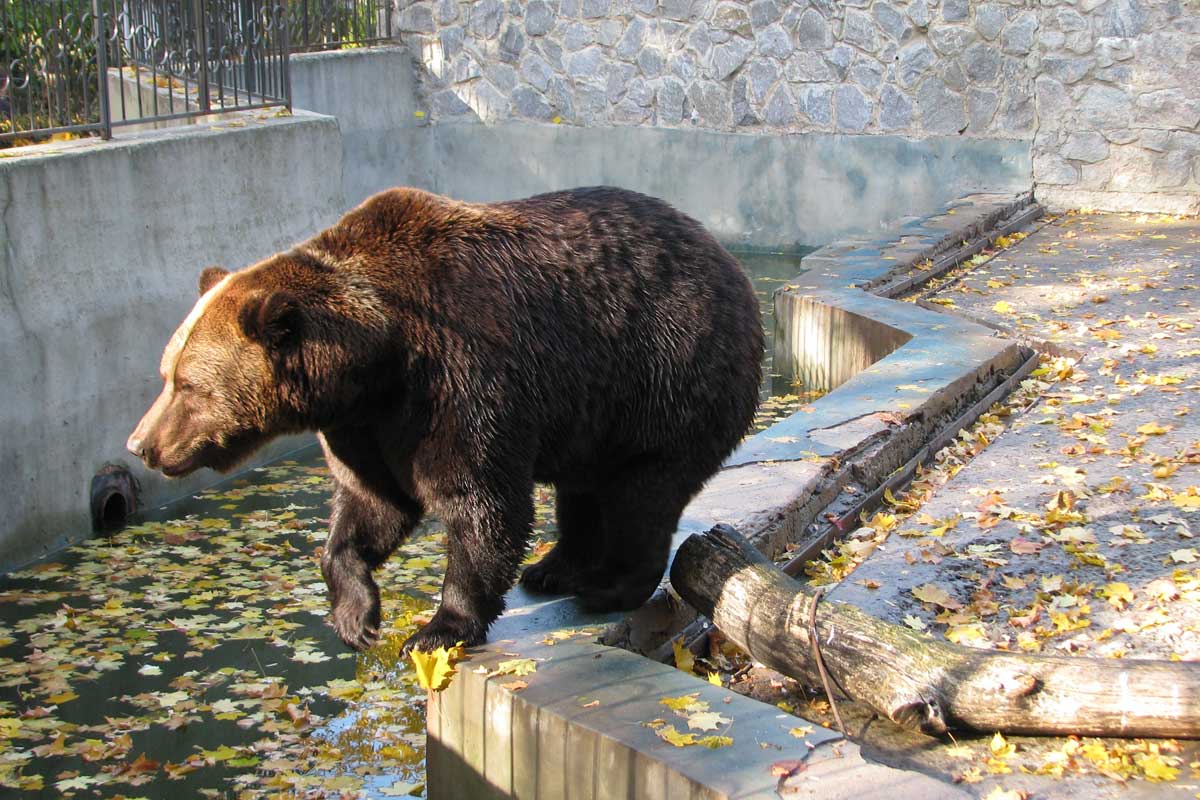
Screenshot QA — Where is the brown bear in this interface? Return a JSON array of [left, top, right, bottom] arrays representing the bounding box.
[[127, 186, 763, 653]]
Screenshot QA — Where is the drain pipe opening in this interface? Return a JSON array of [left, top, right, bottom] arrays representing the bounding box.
[[90, 464, 140, 533]]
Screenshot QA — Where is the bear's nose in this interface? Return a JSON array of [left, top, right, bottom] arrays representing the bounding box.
[[126, 434, 145, 459]]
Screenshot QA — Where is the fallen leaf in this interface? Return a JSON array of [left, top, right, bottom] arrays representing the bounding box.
[[911, 583, 963, 610], [672, 637, 695, 674], [659, 693, 706, 713], [410, 644, 465, 691], [656, 725, 698, 747], [686, 711, 731, 731], [494, 657, 537, 677]]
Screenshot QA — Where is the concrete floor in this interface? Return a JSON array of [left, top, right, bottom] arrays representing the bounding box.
[[826, 211, 1200, 798]]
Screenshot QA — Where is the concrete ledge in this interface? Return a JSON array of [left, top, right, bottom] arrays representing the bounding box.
[[428, 192, 1035, 799], [429, 639, 966, 800]]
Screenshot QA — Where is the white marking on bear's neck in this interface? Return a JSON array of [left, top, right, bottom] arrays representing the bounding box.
[[160, 273, 235, 391]]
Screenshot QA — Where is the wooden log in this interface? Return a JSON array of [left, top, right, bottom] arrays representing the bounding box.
[[669, 524, 1200, 739]]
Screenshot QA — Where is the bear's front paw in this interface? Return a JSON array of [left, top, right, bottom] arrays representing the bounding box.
[[400, 610, 487, 656], [330, 588, 381, 651]]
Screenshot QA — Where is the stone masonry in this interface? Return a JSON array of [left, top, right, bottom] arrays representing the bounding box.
[[394, 0, 1200, 214]]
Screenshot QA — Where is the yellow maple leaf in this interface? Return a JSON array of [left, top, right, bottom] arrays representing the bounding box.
[[659, 693, 706, 713], [1173, 488, 1200, 509], [410, 644, 465, 691], [698, 734, 733, 748], [1153, 463, 1179, 479], [706, 671, 723, 687], [993, 300, 1014, 314], [945, 624, 987, 645], [672, 637, 695, 674], [1098, 582, 1134, 610], [1137, 752, 1180, 782], [1137, 422, 1172, 435], [657, 725, 698, 747]]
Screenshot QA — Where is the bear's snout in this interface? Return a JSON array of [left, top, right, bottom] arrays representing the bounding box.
[[125, 433, 145, 460], [125, 430, 160, 469]]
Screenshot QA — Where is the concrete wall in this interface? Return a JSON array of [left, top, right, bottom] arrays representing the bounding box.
[[415, 122, 1028, 248], [395, 0, 1199, 214], [290, 47, 434, 205], [0, 112, 345, 570]]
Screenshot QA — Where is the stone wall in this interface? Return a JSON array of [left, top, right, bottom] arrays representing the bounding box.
[[394, 0, 1200, 214], [1033, 0, 1200, 213]]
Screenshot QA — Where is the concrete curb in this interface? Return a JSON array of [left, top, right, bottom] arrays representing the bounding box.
[[427, 192, 1038, 800]]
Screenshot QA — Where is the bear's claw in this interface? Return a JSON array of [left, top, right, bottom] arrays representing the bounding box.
[[330, 594, 382, 651]]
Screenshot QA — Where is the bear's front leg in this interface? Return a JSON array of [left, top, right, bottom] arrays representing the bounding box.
[[400, 480, 533, 654], [322, 483, 424, 651]]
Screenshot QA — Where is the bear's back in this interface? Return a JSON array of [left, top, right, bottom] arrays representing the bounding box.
[[311, 187, 764, 477]]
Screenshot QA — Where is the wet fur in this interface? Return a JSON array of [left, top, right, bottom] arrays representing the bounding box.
[[134, 187, 764, 653]]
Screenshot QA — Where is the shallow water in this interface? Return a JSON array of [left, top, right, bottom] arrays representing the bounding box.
[[0, 252, 808, 798]]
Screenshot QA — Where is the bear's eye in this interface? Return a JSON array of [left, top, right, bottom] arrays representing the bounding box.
[[175, 378, 193, 393]]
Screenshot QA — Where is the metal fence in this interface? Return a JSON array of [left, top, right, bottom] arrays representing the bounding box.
[[289, 0, 392, 53], [1, 0, 392, 145]]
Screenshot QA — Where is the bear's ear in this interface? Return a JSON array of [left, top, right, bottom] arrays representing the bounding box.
[[199, 266, 231, 295], [239, 290, 301, 347]]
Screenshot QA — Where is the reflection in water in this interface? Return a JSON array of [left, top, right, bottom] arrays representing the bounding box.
[[0, 252, 808, 797], [735, 250, 820, 430]]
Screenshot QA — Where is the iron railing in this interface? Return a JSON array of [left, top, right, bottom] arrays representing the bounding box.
[[1, 0, 394, 145], [289, 0, 392, 53], [101, 0, 292, 133]]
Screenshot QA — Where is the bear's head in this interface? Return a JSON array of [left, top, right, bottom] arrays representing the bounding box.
[[127, 264, 314, 477]]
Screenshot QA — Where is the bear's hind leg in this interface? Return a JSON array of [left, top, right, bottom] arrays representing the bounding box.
[[520, 488, 605, 596], [578, 464, 701, 613], [322, 485, 423, 650]]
